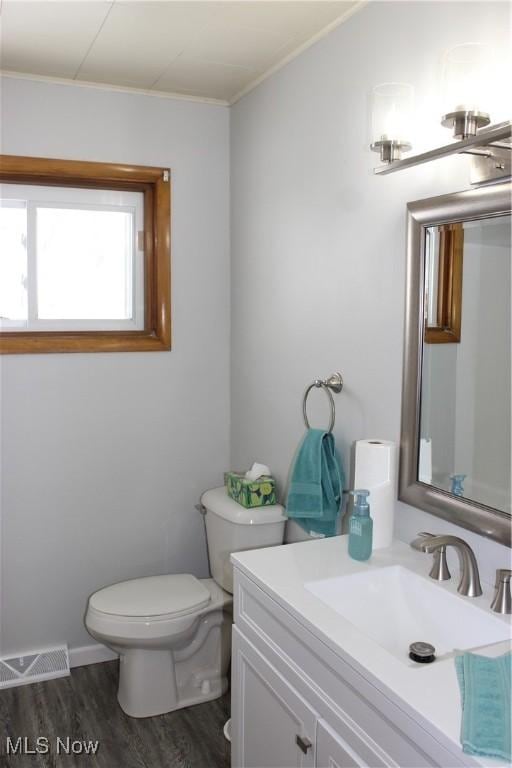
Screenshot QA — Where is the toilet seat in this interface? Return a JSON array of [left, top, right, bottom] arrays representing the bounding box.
[[86, 578, 231, 647], [89, 574, 211, 620]]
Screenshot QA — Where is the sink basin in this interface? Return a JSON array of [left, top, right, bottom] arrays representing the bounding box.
[[305, 565, 511, 666]]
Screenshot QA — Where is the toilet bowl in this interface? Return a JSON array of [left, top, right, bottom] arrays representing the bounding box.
[[86, 574, 232, 718], [85, 486, 285, 717]]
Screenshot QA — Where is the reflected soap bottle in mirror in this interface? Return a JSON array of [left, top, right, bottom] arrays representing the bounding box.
[[348, 490, 373, 561], [450, 474, 467, 497]]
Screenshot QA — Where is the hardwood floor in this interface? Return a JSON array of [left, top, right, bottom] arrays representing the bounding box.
[[0, 661, 231, 768]]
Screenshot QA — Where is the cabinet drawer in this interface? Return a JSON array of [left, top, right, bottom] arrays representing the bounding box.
[[234, 567, 466, 768]]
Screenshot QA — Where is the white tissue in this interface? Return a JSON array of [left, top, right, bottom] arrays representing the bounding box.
[[353, 439, 397, 549], [245, 462, 271, 482]]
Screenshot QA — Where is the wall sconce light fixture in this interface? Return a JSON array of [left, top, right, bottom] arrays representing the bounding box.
[[440, 43, 494, 139], [370, 43, 510, 183], [370, 82, 414, 163]]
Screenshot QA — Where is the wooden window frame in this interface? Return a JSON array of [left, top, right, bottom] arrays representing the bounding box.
[[424, 223, 463, 344], [0, 155, 171, 354]]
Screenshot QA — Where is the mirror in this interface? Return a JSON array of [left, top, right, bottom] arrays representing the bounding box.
[[400, 183, 511, 546]]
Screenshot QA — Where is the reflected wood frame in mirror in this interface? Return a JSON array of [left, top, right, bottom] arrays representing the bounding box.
[[424, 223, 463, 344], [400, 182, 512, 547]]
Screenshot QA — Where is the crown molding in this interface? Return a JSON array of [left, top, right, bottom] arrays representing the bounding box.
[[0, 70, 230, 107], [229, 1, 367, 105]]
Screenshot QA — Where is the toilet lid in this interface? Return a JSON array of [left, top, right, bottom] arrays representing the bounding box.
[[89, 574, 211, 618]]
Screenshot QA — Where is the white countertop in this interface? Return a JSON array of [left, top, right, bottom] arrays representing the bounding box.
[[231, 536, 512, 767]]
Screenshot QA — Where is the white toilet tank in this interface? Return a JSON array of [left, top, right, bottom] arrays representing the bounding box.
[[201, 486, 286, 594]]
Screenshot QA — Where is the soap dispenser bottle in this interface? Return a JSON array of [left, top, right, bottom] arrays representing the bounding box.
[[348, 489, 373, 561]]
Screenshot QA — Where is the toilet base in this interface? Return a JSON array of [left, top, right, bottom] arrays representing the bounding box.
[[117, 647, 229, 717], [117, 650, 230, 718], [115, 606, 232, 718], [119, 674, 229, 718], [118, 649, 178, 718]]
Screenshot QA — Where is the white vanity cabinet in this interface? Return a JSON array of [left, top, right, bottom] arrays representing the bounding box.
[[233, 627, 383, 768], [231, 566, 470, 768]]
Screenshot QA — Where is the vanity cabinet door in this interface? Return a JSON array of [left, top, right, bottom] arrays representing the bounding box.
[[232, 627, 317, 768], [316, 720, 371, 768]]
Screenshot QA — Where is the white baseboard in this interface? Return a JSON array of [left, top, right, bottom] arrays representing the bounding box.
[[69, 643, 118, 668]]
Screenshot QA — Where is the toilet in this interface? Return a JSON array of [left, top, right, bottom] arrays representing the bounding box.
[[85, 486, 286, 718]]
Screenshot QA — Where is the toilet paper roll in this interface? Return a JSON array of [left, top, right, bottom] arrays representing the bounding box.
[[353, 439, 398, 550], [419, 438, 432, 484]]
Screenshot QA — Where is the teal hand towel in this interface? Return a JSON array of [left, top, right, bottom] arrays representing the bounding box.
[[455, 651, 512, 762], [286, 429, 344, 537]]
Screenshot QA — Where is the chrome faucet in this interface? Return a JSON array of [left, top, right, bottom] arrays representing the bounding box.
[[411, 533, 482, 597]]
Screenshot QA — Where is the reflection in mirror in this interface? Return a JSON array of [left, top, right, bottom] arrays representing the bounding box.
[[424, 223, 463, 343], [419, 214, 511, 514]]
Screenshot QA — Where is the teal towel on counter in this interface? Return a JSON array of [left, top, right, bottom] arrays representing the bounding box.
[[285, 429, 344, 537], [455, 651, 512, 762]]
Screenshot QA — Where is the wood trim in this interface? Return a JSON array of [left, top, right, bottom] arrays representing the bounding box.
[[155, 176, 172, 349], [0, 154, 164, 184], [0, 155, 171, 354], [424, 223, 463, 344], [0, 332, 169, 355]]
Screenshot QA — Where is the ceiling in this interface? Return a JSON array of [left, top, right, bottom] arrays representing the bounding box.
[[0, 1, 361, 104]]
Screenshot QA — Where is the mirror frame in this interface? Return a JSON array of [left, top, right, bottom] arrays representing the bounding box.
[[400, 182, 512, 547]]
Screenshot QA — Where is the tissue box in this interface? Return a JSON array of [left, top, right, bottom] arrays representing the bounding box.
[[226, 471, 277, 508]]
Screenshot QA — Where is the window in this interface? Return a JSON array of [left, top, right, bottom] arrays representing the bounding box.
[[0, 156, 171, 353]]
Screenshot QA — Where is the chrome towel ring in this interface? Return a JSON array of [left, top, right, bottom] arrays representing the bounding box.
[[302, 372, 343, 433]]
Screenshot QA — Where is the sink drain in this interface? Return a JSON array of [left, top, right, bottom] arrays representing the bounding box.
[[409, 642, 436, 664]]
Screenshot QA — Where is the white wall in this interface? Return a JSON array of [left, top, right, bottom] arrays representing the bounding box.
[[230, 0, 511, 585], [0, 76, 230, 655]]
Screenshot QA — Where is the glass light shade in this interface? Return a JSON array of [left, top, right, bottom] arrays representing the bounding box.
[[441, 43, 494, 116], [371, 82, 414, 144]]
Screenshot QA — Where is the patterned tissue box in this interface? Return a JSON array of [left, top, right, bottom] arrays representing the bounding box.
[[225, 471, 277, 508]]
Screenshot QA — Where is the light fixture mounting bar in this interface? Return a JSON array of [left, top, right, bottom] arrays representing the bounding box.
[[373, 121, 511, 175]]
